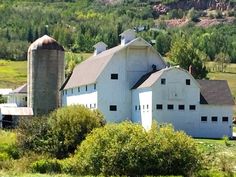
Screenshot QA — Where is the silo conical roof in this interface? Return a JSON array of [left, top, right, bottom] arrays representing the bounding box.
[[28, 35, 64, 51]]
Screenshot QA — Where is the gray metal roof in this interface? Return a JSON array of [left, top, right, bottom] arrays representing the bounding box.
[[197, 80, 235, 106], [62, 45, 124, 90], [28, 35, 64, 51], [0, 107, 33, 116], [12, 84, 27, 94]]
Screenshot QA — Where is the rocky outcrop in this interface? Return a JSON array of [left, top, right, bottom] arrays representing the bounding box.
[[153, 0, 235, 15]]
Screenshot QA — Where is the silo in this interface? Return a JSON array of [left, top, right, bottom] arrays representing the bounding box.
[[27, 35, 65, 116]]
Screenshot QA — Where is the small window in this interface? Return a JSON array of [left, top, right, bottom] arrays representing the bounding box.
[[94, 103, 96, 108], [65, 90, 67, 95], [179, 105, 185, 110], [156, 104, 163, 110], [78, 87, 80, 92], [168, 104, 174, 110], [90, 104, 92, 108], [110, 105, 117, 111], [71, 89, 73, 94], [189, 105, 196, 110], [85, 85, 88, 91], [161, 78, 166, 85], [143, 105, 145, 110], [138, 105, 141, 110], [25, 97, 27, 101], [94, 84, 96, 90], [111, 73, 118, 80], [135, 105, 137, 110], [147, 105, 149, 109], [201, 116, 207, 122], [212, 116, 217, 122], [186, 79, 191, 85], [222, 117, 228, 122]]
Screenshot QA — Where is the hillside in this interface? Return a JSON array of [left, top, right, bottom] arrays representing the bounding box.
[[0, 0, 235, 61]]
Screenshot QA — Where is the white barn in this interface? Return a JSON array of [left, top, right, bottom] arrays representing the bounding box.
[[61, 29, 235, 138]]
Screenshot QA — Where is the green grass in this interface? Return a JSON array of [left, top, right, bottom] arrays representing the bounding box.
[[0, 60, 27, 89]]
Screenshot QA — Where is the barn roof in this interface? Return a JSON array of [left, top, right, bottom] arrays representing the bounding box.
[[132, 67, 199, 89], [28, 35, 64, 51], [12, 84, 27, 94], [61, 37, 165, 90], [61, 45, 123, 90], [197, 80, 235, 106]]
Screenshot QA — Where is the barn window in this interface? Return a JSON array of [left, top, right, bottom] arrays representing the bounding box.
[[189, 105, 196, 110], [111, 73, 118, 80], [201, 116, 207, 122], [186, 79, 191, 85], [222, 117, 228, 122], [167, 104, 174, 110], [211, 116, 218, 122], [161, 78, 166, 85], [178, 105, 185, 110], [110, 105, 117, 111], [156, 104, 163, 110]]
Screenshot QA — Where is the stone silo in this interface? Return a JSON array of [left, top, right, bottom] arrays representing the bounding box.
[[27, 35, 64, 116]]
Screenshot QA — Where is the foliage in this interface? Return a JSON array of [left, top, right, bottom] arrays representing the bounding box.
[[30, 159, 61, 174], [75, 122, 202, 176], [16, 117, 53, 155], [0, 94, 6, 104], [169, 35, 208, 79], [16, 105, 104, 159], [49, 105, 104, 158], [214, 52, 231, 72]]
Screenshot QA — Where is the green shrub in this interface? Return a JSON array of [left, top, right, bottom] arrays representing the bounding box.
[[16, 105, 104, 158], [0, 152, 10, 161], [6, 144, 20, 159], [49, 105, 105, 158], [16, 116, 53, 154], [30, 159, 61, 174], [75, 122, 202, 176]]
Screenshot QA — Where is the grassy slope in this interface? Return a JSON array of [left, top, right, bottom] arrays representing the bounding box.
[[0, 60, 27, 89]]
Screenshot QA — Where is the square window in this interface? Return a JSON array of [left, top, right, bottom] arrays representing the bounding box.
[[212, 116, 217, 122], [111, 73, 118, 80], [168, 104, 174, 110], [189, 105, 196, 110], [201, 116, 207, 122], [222, 117, 228, 122], [186, 79, 191, 85], [110, 105, 117, 111], [179, 105, 185, 110], [156, 104, 163, 110], [161, 78, 166, 85]]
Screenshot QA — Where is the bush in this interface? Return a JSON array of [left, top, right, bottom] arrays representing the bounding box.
[[49, 105, 105, 158], [17, 106, 105, 159], [16, 117, 53, 154], [75, 122, 202, 176], [30, 159, 61, 174]]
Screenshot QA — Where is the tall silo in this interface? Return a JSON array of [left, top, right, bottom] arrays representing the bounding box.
[[27, 35, 65, 116]]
